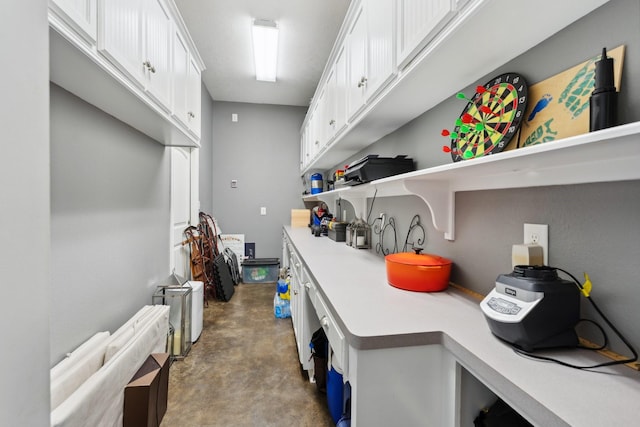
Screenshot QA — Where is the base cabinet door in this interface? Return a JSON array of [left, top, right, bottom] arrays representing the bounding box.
[[350, 345, 457, 426]]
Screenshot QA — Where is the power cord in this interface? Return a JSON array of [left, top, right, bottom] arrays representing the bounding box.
[[513, 267, 638, 370]]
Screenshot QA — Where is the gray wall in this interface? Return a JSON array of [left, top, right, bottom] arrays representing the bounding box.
[[327, 0, 640, 355], [50, 84, 172, 364], [199, 82, 215, 214], [210, 101, 307, 259], [1, 2, 51, 424]]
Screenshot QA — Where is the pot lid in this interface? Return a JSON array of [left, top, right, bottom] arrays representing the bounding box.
[[385, 248, 452, 266]]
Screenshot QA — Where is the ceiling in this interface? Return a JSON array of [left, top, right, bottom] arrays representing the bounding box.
[[174, 0, 351, 107]]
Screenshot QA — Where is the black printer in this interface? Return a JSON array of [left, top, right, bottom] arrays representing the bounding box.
[[344, 155, 415, 185]]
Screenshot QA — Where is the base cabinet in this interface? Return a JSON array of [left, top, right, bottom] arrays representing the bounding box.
[[349, 345, 457, 426], [283, 236, 319, 375], [283, 227, 540, 426]]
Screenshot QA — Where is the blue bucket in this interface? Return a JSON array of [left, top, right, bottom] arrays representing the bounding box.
[[327, 364, 343, 424]]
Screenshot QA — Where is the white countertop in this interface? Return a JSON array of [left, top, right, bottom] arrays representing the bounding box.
[[284, 226, 640, 426]]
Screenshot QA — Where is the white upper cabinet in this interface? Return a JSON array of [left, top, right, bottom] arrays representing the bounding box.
[[143, 0, 172, 108], [300, 125, 309, 170], [172, 28, 190, 128], [300, 0, 611, 173], [346, 0, 396, 121], [50, 0, 205, 146], [396, 0, 456, 69], [365, 0, 395, 99], [98, 0, 146, 85], [346, 5, 368, 120], [309, 87, 327, 159], [49, 0, 97, 44], [325, 45, 348, 142], [186, 55, 202, 138], [98, 0, 172, 109], [172, 26, 202, 138]]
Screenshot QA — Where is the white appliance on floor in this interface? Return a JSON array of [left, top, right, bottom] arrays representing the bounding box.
[[185, 281, 204, 342]]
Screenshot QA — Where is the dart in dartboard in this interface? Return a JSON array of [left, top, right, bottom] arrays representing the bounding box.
[[441, 73, 528, 162]]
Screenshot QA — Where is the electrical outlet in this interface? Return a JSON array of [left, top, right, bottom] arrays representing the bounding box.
[[524, 223, 548, 265], [260, 207, 267, 216]]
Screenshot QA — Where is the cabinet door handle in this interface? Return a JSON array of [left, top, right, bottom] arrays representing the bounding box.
[[357, 76, 368, 88], [304, 282, 311, 290], [320, 316, 329, 328], [329, 119, 336, 125], [143, 60, 156, 73], [188, 111, 195, 118]]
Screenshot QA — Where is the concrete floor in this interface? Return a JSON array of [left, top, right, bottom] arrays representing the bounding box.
[[162, 283, 334, 426]]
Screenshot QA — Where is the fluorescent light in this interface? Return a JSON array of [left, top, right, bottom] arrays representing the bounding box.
[[252, 19, 279, 82]]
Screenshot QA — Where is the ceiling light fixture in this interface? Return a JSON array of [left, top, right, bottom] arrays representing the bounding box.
[[252, 19, 279, 82]]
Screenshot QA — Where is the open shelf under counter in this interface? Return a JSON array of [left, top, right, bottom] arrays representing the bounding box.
[[304, 122, 640, 240]]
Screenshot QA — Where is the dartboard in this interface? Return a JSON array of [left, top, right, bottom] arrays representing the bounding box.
[[442, 73, 528, 162]]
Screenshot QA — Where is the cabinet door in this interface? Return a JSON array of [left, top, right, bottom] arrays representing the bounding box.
[[98, 0, 145, 85], [315, 86, 327, 152], [325, 45, 348, 142], [346, 5, 367, 120], [333, 45, 348, 135], [50, 0, 97, 43], [325, 66, 337, 142], [172, 27, 190, 127], [143, 0, 172, 109], [365, 0, 395, 100], [307, 99, 322, 160], [300, 123, 309, 171], [396, 0, 456, 68], [186, 55, 202, 138]]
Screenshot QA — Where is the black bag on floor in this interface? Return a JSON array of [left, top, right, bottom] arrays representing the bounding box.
[[213, 253, 235, 302], [310, 327, 328, 393], [224, 247, 241, 285], [474, 398, 533, 427]]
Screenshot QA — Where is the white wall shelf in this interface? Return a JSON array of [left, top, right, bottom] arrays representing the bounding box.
[[304, 122, 640, 240]]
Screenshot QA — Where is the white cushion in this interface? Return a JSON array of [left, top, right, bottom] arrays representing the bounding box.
[[50, 331, 110, 382], [51, 305, 170, 427], [103, 326, 135, 364], [50, 333, 111, 410]]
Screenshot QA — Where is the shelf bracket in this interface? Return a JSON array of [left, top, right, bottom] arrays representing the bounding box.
[[341, 195, 367, 220], [403, 180, 455, 241]]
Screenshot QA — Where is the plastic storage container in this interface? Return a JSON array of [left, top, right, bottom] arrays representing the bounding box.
[[242, 258, 280, 283]]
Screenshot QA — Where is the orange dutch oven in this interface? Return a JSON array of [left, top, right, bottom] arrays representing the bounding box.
[[385, 248, 452, 292]]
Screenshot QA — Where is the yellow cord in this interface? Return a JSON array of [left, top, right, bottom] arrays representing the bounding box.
[[582, 272, 593, 297]]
